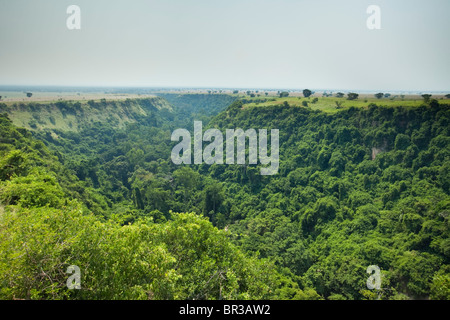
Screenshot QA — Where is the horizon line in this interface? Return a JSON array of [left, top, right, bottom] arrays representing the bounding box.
[[0, 84, 448, 94]]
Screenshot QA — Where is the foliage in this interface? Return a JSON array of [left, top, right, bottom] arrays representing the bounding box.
[[303, 89, 312, 98], [422, 94, 432, 103], [1, 94, 449, 300], [347, 93, 359, 100]]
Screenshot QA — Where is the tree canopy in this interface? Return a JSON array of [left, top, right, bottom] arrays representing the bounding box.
[[0, 93, 449, 300]]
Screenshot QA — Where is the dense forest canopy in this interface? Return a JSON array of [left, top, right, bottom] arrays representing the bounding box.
[[0, 94, 449, 300]]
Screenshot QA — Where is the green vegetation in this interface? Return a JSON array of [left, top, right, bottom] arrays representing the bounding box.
[[0, 97, 172, 131], [0, 93, 449, 300], [241, 96, 426, 113], [303, 89, 312, 98], [155, 93, 237, 125], [422, 94, 432, 103], [347, 92, 359, 100], [0, 111, 311, 300]]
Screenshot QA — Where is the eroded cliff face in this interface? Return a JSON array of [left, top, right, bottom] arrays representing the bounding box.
[[0, 97, 172, 132]]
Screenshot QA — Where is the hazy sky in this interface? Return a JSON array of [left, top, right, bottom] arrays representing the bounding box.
[[0, 0, 449, 91]]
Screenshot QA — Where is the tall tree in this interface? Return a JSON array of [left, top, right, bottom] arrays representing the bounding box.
[[422, 94, 432, 103], [374, 93, 384, 99], [347, 92, 359, 100]]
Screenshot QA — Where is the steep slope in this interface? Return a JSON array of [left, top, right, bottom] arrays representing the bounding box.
[[2, 95, 449, 300], [155, 93, 237, 125], [207, 100, 450, 299], [0, 112, 309, 300], [0, 97, 172, 132]]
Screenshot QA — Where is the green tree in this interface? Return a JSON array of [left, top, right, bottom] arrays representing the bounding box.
[[422, 94, 432, 103], [394, 134, 410, 150], [430, 269, 450, 300], [347, 93, 359, 100], [374, 93, 384, 99], [203, 182, 224, 215], [303, 89, 312, 98]]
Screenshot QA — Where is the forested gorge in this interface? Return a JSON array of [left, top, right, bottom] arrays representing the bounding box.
[[0, 94, 449, 300]]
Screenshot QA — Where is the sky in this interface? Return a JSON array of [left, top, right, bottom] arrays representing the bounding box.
[[0, 0, 449, 92]]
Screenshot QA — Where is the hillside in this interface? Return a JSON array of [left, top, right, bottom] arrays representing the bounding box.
[[0, 97, 172, 132], [0, 94, 449, 300], [209, 100, 450, 299], [0, 110, 308, 300]]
